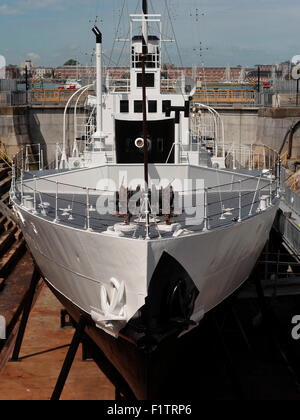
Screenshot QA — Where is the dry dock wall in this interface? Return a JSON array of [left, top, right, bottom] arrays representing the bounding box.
[[256, 108, 300, 158], [1, 105, 300, 161], [27, 105, 82, 163], [0, 105, 82, 163], [218, 107, 300, 156], [216, 108, 258, 147], [0, 106, 31, 156]]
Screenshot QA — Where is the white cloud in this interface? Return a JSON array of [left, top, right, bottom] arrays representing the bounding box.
[[27, 52, 40, 61], [0, 5, 22, 15]]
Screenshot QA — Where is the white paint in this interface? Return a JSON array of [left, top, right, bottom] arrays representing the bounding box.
[[16, 202, 277, 336]]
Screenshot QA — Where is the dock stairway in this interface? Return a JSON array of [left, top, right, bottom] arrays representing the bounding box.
[[0, 155, 37, 366], [0, 158, 26, 291]]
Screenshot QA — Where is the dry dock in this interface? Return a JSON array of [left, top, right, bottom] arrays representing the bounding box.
[[0, 282, 114, 400], [0, 157, 113, 400]]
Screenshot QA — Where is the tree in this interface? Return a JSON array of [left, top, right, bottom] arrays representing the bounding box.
[[64, 59, 78, 66]]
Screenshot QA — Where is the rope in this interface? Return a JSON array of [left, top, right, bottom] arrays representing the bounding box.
[[107, 0, 127, 69], [115, 0, 140, 68], [164, 0, 184, 68]]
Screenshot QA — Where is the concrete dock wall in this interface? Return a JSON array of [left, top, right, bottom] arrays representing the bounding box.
[[1, 104, 300, 162], [28, 106, 84, 164], [256, 108, 300, 158], [218, 107, 300, 155], [0, 106, 31, 156], [0, 104, 84, 163], [216, 108, 258, 147]]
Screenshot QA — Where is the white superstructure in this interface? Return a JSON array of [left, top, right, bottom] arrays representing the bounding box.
[[62, 12, 220, 170]]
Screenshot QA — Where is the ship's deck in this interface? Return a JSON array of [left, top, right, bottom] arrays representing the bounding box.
[[15, 190, 270, 238]]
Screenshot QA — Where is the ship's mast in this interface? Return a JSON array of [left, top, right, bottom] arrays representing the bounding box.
[[92, 26, 103, 145], [141, 0, 150, 238], [142, 0, 149, 52], [142, 0, 149, 187]]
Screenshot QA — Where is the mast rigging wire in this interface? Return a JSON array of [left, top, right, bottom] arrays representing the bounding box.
[[107, 0, 127, 69], [164, 0, 184, 68]]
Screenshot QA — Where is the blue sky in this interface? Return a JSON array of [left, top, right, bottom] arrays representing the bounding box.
[[0, 0, 299, 67]]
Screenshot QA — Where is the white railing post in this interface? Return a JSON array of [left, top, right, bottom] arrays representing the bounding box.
[[249, 174, 262, 216], [55, 143, 59, 170], [276, 159, 281, 198], [12, 161, 15, 190], [41, 148, 44, 171], [33, 176, 37, 214], [233, 149, 236, 170], [86, 187, 91, 231], [259, 152, 262, 170], [11, 162, 16, 198], [203, 188, 209, 231], [21, 169, 24, 205], [38, 144, 41, 171], [269, 179, 273, 205], [54, 181, 60, 223], [25, 146, 29, 171], [238, 180, 242, 222], [21, 148, 24, 173], [144, 191, 151, 240]]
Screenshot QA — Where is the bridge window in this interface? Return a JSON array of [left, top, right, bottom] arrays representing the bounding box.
[[148, 101, 157, 113], [137, 73, 155, 88], [120, 100, 129, 113], [134, 101, 143, 113], [162, 100, 171, 113]]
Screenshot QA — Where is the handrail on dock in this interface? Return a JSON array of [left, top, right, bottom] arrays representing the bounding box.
[[30, 88, 94, 104], [193, 88, 257, 104]]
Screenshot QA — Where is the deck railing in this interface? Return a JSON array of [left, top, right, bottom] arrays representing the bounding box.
[[222, 143, 279, 171], [105, 77, 179, 94], [11, 145, 280, 239]]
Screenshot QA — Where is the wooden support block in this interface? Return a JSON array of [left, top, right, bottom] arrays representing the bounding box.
[[0, 277, 6, 291]]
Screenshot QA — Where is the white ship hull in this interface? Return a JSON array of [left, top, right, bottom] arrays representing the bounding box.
[[16, 201, 277, 332], [13, 198, 278, 399]]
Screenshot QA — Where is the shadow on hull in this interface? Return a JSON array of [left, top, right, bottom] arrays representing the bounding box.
[[45, 252, 200, 400]]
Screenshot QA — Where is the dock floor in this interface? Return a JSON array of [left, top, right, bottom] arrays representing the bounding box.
[[0, 284, 114, 400], [1, 266, 300, 400]]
